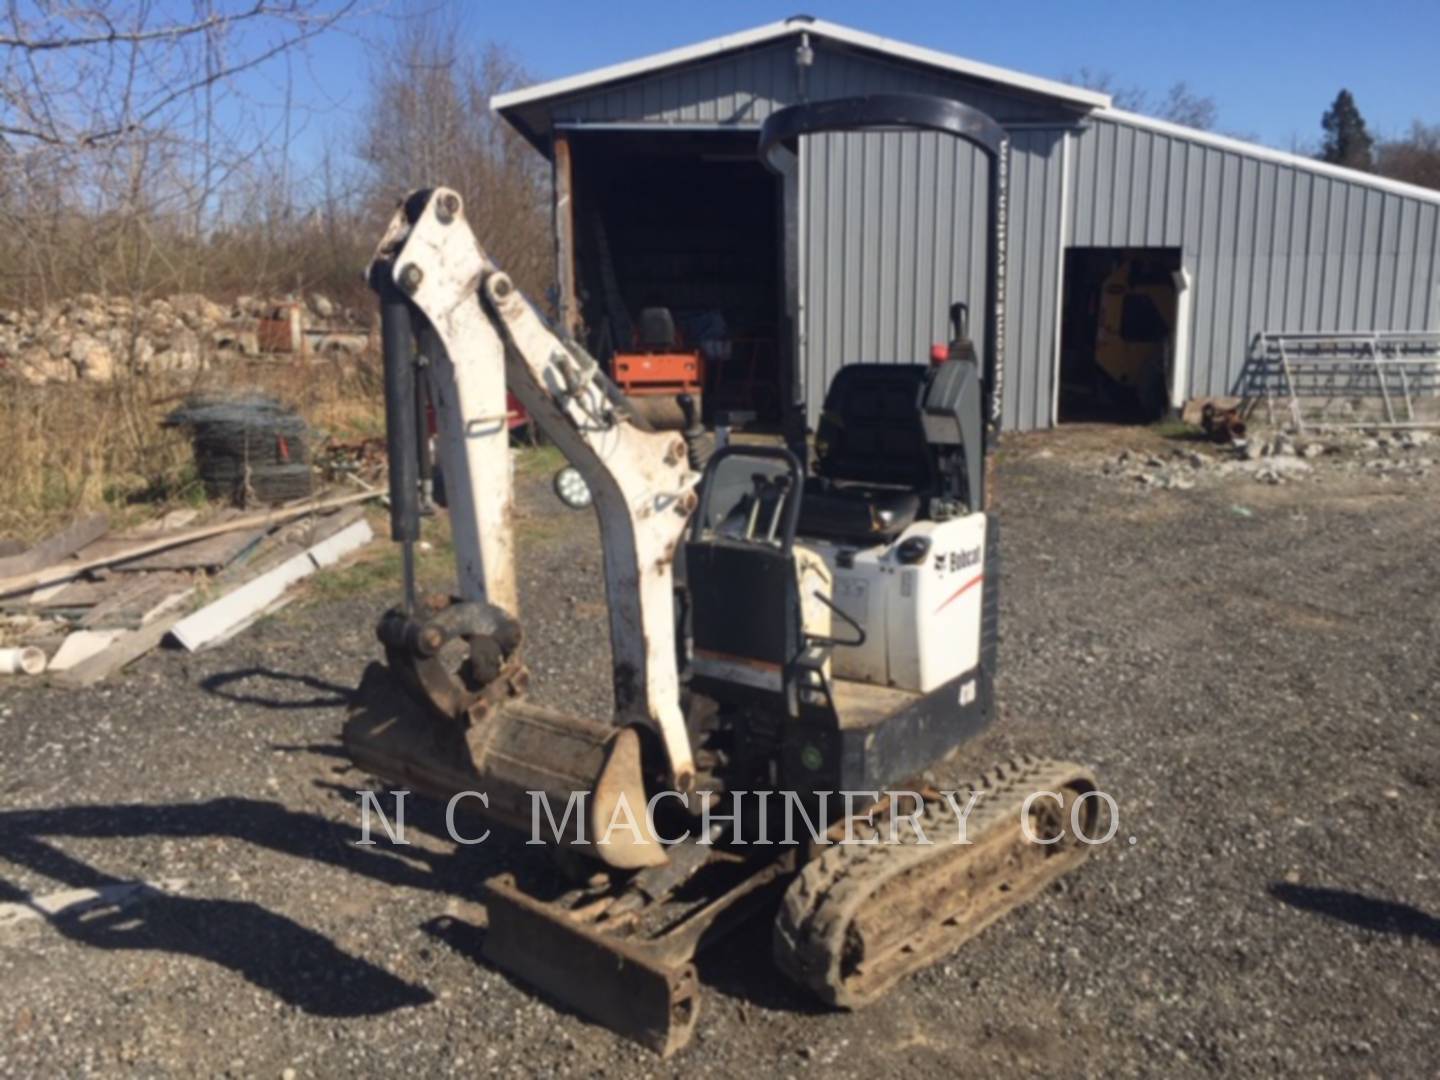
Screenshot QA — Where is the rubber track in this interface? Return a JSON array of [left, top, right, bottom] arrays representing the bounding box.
[[773, 755, 1096, 1008]]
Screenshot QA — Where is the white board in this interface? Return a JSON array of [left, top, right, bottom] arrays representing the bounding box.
[[170, 519, 373, 652]]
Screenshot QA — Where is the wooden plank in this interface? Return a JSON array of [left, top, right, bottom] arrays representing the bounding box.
[[11, 580, 71, 608], [110, 527, 266, 572], [204, 506, 368, 592], [554, 132, 581, 338], [49, 612, 185, 688], [282, 505, 367, 551], [80, 573, 194, 629], [73, 575, 156, 624], [213, 540, 305, 588], [75, 509, 244, 562], [0, 491, 379, 598], [171, 519, 373, 651], [0, 514, 109, 578], [24, 576, 134, 611], [128, 508, 200, 535], [47, 630, 120, 672], [309, 518, 375, 567]]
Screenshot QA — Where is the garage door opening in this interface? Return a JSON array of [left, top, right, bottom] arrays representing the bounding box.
[[1058, 247, 1182, 423], [566, 130, 783, 425]]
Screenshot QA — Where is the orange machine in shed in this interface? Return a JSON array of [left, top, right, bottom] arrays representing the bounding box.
[[611, 307, 704, 427]]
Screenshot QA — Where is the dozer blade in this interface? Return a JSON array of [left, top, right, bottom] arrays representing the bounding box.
[[774, 756, 1100, 1009], [483, 874, 700, 1058]]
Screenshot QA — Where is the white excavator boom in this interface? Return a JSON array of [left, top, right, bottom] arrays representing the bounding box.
[[368, 187, 700, 791]]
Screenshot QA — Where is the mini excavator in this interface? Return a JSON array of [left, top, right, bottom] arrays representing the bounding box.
[[344, 95, 1101, 1056]]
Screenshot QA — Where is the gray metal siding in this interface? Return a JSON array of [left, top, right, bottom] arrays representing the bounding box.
[[542, 41, 1440, 428], [800, 46, 1078, 124], [801, 131, 989, 417], [550, 39, 1081, 127], [1004, 130, 1068, 430], [1068, 117, 1440, 399], [551, 42, 798, 126], [553, 35, 1083, 428], [801, 128, 1066, 430]]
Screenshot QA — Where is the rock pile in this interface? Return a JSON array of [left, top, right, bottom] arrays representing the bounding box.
[[0, 292, 361, 385], [1102, 447, 1209, 490], [1103, 428, 1436, 489]]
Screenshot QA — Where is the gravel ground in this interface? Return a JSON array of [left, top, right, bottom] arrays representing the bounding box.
[[1, 429, 1437, 1078]]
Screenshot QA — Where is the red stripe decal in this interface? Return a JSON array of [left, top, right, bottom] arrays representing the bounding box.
[[935, 573, 984, 614]]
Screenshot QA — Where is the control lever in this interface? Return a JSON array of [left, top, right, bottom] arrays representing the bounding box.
[[765, 474, 793, 543], [677, 393, 712, 470]]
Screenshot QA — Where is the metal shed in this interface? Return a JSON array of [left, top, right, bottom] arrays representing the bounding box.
[[494, 16, 1440, 431]]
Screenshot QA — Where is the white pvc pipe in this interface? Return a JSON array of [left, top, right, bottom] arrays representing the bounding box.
[[1170, 266, 1194, 411], [0, 646, 46, 675]]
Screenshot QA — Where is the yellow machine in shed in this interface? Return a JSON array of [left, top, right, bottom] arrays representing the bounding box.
[[1093, 255, 1178, 415]]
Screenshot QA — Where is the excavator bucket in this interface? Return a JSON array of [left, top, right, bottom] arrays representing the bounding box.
[[344, 663, 666, 870]]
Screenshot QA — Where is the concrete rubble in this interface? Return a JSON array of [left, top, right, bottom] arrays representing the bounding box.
[[1102, 428, 1435, 489], [0, 292, 366, 385]]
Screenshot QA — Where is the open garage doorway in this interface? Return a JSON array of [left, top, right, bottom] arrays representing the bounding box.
[[565, 130, 783, 425], [1058, 247, 1183, 423]]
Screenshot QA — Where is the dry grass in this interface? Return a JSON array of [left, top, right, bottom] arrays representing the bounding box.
[[0, 353, 385, 542]]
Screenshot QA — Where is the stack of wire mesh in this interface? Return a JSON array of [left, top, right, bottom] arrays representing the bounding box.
[[165, 392, 314, 505]]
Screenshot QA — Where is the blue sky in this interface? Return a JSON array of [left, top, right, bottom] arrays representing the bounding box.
[[280, 0, 1440, 164]]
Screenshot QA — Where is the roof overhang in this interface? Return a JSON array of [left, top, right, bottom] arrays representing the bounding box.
[[1100, 107, 1440, 206], [490, 17, 1440, 209], [493, 17, 1110, 129]]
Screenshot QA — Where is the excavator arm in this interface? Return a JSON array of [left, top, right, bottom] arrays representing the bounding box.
[[361, 187, 700, 795]]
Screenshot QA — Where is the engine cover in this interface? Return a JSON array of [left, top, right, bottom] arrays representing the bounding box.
[[803, 513, 987, 694]]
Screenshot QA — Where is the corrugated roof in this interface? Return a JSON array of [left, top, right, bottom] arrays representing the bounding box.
[[490, 17, 1112, 114]]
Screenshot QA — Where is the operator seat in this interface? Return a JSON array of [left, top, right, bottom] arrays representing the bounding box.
[[636, 307, 678, 351], [797, 365, 935, 544]]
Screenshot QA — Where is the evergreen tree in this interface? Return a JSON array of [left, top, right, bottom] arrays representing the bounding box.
[[1319, 89, 1375, 171]]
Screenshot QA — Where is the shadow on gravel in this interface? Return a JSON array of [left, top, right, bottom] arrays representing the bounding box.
[[0, 836, 433, 1016], [200, 666, 355, 710], [694, 913, 828, 1016], [0, 798, 490, 898], [1270, 883, 1440, 945], [0, 796, 531, 1015]]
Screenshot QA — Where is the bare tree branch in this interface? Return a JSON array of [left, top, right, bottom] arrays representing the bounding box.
[[1066, 67, 1219, 131], [1, 0, 360, 148], [0, 3, 272, 51], [0, 0, 367, 306], [78, 4, 359, 148]]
